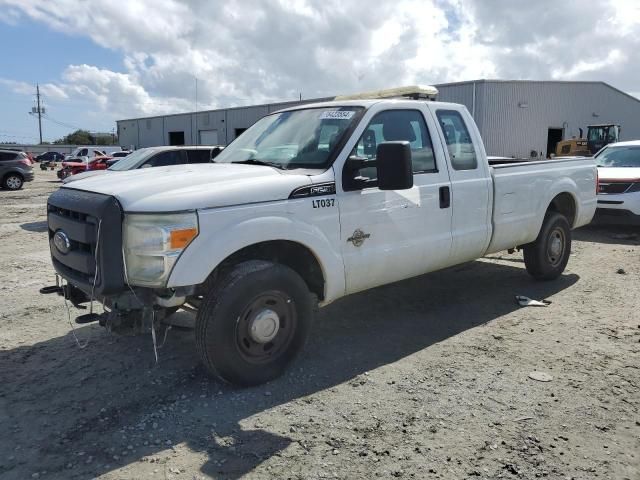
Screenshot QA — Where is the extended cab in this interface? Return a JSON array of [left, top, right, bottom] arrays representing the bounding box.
[[45, 87, 597, 386]]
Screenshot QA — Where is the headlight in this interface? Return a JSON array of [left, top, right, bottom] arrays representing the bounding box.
[[123, 212, 199, 287]]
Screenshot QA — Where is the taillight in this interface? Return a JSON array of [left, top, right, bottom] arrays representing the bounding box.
[[19, 158, 31, 166], [596, 169, 599, 195]]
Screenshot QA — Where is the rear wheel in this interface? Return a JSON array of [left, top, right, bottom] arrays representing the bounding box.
[[2, 174, 23, 190], [195, 260, 313, 386], [523, 212, 571, 280]]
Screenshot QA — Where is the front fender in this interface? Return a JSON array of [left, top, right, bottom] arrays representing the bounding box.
[[167, 200, 345, 304]]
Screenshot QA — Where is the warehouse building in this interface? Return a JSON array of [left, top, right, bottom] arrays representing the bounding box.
[[117, 80, 640, 159]]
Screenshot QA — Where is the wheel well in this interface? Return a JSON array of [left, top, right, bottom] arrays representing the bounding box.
[[207, 241, 325, 300], [547, 193, 576, 227], [3, 171, 23, 180]]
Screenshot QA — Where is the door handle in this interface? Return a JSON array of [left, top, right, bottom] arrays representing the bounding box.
[[439, 186, 450, 209]]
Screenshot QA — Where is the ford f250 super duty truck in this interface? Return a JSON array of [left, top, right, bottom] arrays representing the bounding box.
[[44, 86, 597, 386]]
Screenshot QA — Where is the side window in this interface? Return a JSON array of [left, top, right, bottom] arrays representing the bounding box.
[[436, 110, 478, 170], [80, 149, 88, 156], [349, 109, 436, 183], [187, 150, 211, 164], [0, 152, 12, 161], [143, 151, 184, 167]]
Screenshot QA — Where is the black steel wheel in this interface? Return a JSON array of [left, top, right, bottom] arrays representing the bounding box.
[[195, 260, 313, 386], [235, 291, 297, 365], [524, 212, 572, 280]]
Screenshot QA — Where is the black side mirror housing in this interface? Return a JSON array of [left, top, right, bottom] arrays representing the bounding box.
[[376, 141, 413, 190]]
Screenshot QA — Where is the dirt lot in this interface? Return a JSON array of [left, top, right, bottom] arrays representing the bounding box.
[[0, 169, 638, 480]]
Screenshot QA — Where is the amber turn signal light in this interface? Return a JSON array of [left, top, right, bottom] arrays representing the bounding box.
[[170, 227, 198, 249]]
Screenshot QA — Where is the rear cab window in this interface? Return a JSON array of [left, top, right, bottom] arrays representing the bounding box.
[[436, 110, 478, 170]]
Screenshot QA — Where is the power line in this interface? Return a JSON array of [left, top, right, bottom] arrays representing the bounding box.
[[41, 113, 85, 131]]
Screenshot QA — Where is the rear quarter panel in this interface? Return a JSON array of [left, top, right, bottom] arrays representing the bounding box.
[[487, 159, 597, 254]]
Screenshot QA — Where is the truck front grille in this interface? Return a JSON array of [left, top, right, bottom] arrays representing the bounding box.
[[47, 188, 125, 295]]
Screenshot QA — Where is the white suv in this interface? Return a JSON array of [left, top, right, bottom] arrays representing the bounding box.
[[594, 140, 640, 225]]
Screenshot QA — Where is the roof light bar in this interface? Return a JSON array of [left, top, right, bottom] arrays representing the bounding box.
[[334, 85, 439, 101]]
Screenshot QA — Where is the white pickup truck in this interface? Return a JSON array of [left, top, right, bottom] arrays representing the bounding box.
[[45, 87, 597, 386]]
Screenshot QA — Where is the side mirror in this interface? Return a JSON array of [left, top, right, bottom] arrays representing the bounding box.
[[376, 141, 413, 190]]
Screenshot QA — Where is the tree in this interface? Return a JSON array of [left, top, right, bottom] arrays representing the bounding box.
[[53, 130, 117, 145]]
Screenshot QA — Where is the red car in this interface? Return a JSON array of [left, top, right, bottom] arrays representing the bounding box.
[[57, 156, 112, 180]]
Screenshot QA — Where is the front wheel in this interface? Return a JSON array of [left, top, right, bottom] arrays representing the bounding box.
[[195, 260, 313, 386], [523, 212, 571, 280]]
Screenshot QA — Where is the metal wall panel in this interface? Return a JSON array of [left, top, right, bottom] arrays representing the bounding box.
[[116, 83, 640, 157], [225, 105, 270, 143], [163, 114, 192, 145], [137, 117, 164, 148], [117, 120, 139, 149], [478, 81, 640, 158], [192, 111, 226, 145]]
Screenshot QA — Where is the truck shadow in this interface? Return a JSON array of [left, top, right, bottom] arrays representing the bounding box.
[[0, 260, 578, 479], [20, 221, 49, 233]]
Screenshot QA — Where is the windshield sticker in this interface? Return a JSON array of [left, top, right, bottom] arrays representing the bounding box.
[[320, 110, 356, 120]]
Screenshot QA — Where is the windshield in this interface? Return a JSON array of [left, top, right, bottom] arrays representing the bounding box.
[[108, 148, 156, 171], [595, 146, 640, 168], [214, 107, 364, 170]]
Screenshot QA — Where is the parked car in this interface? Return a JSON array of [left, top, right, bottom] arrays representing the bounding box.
[[44, 86, 597, 386], [57, 156, 112, 180], [0, 149, 34, 190], [36, 151, 65, 163], [64, 147, 116, 163], [63, 145, 224, 183], [593, 140, 640, 225]]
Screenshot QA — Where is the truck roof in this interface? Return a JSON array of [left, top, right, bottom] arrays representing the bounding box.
[[603, 140, 640, 147], [275, 98, 466, 114]]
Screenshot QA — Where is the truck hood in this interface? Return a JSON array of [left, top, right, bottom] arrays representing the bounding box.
[[63, 169, 108, 184], [597, 167, 640, 181], [62, 163, 313, 211]]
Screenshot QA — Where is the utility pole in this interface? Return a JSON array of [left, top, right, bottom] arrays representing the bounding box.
[[36, 84, 43, 144]]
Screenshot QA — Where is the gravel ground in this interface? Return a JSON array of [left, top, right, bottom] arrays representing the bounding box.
[[0, 169, 638, 480]]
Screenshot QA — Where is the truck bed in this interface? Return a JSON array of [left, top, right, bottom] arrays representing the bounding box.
[[486, 157, 597, 254]]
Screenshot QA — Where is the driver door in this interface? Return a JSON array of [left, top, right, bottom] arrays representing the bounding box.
[[338, 108, 453, 295]]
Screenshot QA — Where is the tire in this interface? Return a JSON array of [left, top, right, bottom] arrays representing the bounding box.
[[523, 212, 571, 280], [195, 260, 313, 386], [2, 173, 23, 190]]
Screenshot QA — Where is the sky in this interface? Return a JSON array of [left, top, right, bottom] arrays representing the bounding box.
[[0, 0, 639, 144]]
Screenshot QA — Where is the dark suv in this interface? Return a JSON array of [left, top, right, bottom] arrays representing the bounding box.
[[0, 149, 34, 190]]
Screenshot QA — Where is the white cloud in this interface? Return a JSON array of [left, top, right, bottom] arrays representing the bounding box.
[[0, 78, 68, 99], [1, 0, 639, 125]]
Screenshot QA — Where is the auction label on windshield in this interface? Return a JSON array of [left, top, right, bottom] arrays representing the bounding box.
[[320, 110, 356, 120]]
